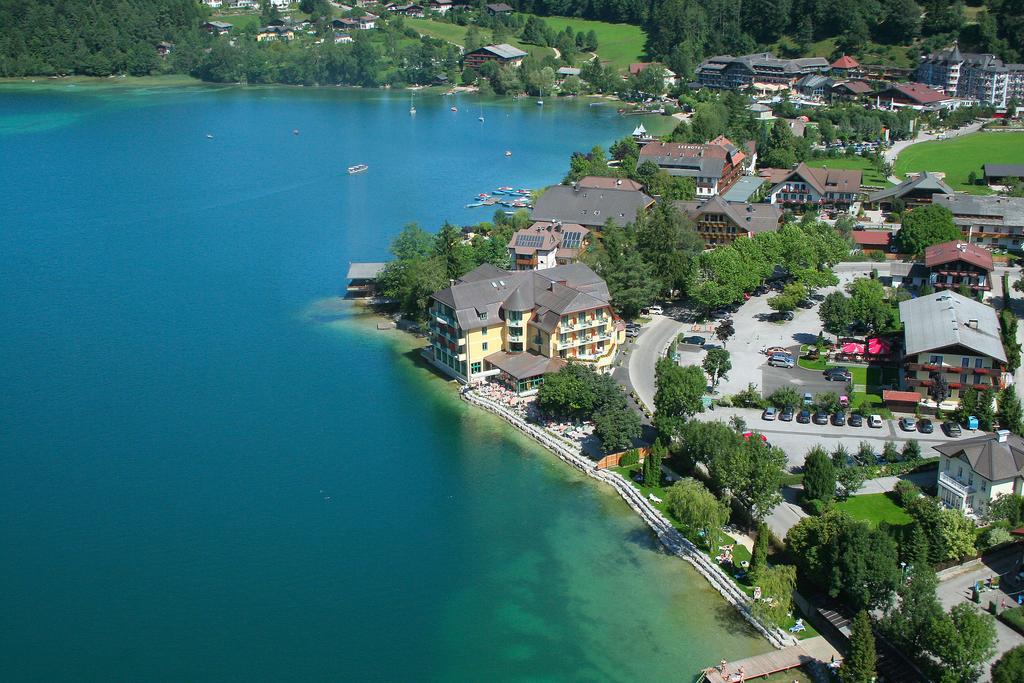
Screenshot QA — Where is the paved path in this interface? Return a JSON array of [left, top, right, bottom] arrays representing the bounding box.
[[627, 313, 685, 410], [936, 550, 1024, 682]]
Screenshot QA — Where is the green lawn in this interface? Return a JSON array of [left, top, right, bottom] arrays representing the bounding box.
[[894, 132, 1024, 193], [835, 492, 913, 527], [806, 156, 890, 188], [531, 15, 647, 70], [404, 17, 553, 60]]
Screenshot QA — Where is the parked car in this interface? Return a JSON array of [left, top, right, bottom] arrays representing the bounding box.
[[824, 367, 852, 382], [813, 411, 829, 425], [848, 413, 863, 427], [768, 354, 795, 368], [762, 406, 777, 421], [626, 328, 639, 338], [832, 411, 846, 426], [681, 335, 706, 346], [899, 417, 918, 432], [796, 299, 814, 309], [797, 409, 811, 424], [774, 310, 795, 322], [918, 418, 934, 434], [802, 392, 813, 405], [868, 414, 883, 428], [943, 421, 962, 437], [764, 346, 790, 356], [779, 407, 794, 422], [646, 305, 664, 315]]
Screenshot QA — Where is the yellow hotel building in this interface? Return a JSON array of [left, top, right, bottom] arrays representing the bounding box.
[[427, 263, 625, 393]]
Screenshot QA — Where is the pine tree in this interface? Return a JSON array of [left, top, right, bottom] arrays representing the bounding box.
[[644, 439, 665, 487], [902, 439, 922, 462], [750, 522, 769, 584], [998, 386, 1023, 435], [842, 611, 877, 683], [804, 446, 836, 505], [977, 388, 996, 431]]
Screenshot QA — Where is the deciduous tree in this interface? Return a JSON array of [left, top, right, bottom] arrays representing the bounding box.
[[896, 204, 961, 255], [702, 348, 732, 390]]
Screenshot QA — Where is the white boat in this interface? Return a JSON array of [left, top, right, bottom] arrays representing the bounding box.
[[347, 164, 368, 174], [410, 106, 416, 115], [504, 151, 512, 157], [205, 133, 214, 139]]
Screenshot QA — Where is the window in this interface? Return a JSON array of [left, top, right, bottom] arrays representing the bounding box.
[[958, 465, 963, 477], [470, 362, 482, 374], [559, 333, 568, 343], [975, 358, 983, 369], [508, 310, 522, 322], [962, 357, 970, 368], [482, 326, 488, 335], [482, 342, 488, 351], [478, 312, 487, 321], [960, 372, 968, 384], [930, 355, 943, 365]]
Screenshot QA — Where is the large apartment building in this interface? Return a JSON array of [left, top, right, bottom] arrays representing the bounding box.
[[638, 136, 755, 197], [672, 196, 783, 248], [932, 193, 1024, 250], [696, 52, 830, 91], [917, 43, 1024, 108], [898, 291, 1006, 408], [427, 263, 624, 391]]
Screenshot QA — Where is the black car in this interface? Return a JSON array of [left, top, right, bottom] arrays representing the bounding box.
[[813, 411, 829, 425], [824, 367, 852, 382], [848, 413, 863, 427], [943, 421, 963, 437], [796, 299, 814, 309], [681, 335, 706, 346], [775, 310, 795, 321], [797, 409, 811, 424], [779, 407, 794, 421], [918, 418, 934, 434], [832, 411, 846, 426]]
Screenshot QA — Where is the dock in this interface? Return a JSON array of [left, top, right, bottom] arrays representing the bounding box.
[[700, 636, 841, 682]]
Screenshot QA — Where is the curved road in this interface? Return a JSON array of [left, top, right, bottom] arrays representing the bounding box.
[[884, 120, 985, 182], [627, 314, 686, 411]]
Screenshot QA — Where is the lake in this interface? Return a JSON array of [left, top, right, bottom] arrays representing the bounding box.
[[0, 82, 768, 681]]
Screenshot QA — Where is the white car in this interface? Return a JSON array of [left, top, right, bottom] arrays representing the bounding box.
[[868, 414, 883, 428], [647, 305, 664, 315]]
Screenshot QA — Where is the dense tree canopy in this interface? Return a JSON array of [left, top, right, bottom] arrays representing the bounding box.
[[896, 204, 961, 255]]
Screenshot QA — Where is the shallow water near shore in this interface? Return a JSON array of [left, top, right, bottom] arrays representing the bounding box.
[[0, 84, 768, 680]]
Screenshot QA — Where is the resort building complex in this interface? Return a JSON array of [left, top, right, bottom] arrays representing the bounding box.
[[764, 163, 862, 210], [898, 291, 1006, 408], [917, 43, 1024, 107], [933, 194, 1024, 250], [935, 431, 1024, 518], [427, 263, 624, 391], [696, 52, 830, 91], [672, 196, 783, 248]]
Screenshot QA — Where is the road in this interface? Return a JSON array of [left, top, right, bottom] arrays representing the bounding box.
[[627, 313, 685, 410]]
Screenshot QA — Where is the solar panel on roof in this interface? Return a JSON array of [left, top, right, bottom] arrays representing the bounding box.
[[515, 234, 546, 248], [561, 231, 582, 249]]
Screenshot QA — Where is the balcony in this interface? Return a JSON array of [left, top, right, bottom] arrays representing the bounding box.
[[939, 471, 975, 497], [561, 316, 609, 333], [557, 333, 612, 350]]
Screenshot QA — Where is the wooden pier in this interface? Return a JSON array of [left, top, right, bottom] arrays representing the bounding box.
[[700, 636, 841, 683]]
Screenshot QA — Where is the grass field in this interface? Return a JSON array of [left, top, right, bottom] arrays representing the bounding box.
[[806, 156, 890, 188], [836, 492, 913, 527], [894, 132, 1024, 193], [404, 17, 553, 60], [535, 15, 647, 70]]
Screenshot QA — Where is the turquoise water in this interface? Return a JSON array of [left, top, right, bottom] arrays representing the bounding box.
[[0, 83, 767, 681]]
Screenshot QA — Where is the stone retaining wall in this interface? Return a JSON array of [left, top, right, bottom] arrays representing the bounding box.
[[462, 388, 794, 650]]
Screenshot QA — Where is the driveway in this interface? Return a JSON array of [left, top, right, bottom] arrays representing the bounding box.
[[627, 314, 686, 410], [761, 364, 842, 399]]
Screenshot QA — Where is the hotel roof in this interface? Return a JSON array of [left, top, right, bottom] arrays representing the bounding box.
[[673, 196, 783, 235], [531, 185, 654, 228], [867, 171, 954, 203], [933, 432, 1024, 482], [898, 290, 1006, 362]]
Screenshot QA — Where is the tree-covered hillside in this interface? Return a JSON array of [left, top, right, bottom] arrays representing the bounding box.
[[0, 0, 204, 76], [512, 0, 1024, 75]]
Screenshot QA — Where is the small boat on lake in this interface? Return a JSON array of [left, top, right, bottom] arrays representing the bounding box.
[[206, 133, 214, 139], [347, 164, 368, 174], [450, 106, 458, 112], [504, 150, 512, 157]]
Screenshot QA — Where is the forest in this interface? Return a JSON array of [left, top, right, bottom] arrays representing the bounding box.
[[2, 0, 1022, 83]]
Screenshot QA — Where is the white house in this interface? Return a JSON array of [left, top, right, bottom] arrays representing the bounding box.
[[203, 0, 223, 8], [934, 431, 1024, 518]]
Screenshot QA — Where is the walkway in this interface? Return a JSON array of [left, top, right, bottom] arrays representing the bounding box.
[[701, 636, 841, 683]]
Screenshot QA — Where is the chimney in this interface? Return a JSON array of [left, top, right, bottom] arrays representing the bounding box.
[[997, 429, 1010, 443]]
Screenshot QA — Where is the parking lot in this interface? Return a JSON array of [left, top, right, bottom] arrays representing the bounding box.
[[761, 363, 842, 399]]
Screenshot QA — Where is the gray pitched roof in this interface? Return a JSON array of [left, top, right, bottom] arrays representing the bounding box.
[[430, 263, 611, 332], [346, 261, 388, 279], [898, 291, 1006, 362], [531, 185, 653, 228], [934, 433, 1024, 481], [932, 194, 1024, 228], [673, 196, 783, 235], [867, 172, 954, 202], [984, 164, 1024, 178], [475, 43, 527, 59], [722, 176, 766, 202]]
